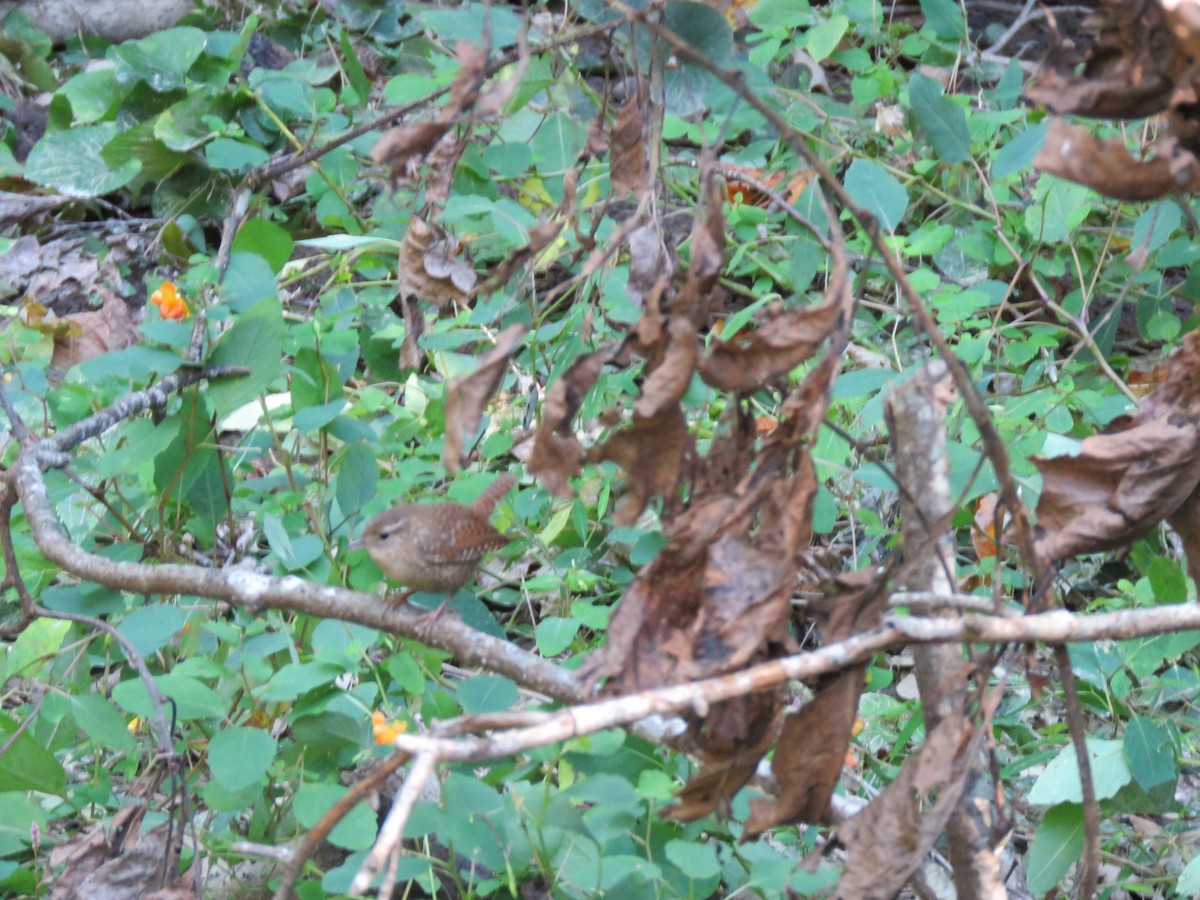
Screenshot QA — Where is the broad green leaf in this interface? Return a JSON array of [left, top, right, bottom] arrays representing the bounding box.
[[208, 726, 278, 792], [919, 0, 966, 41], [665, 839, 721, 879], [0, 717, 67, 796], [260, 660, 344, 702], [1124, 714, 1175, 791], [664, 1, 734, 64], [112, 672, 225, 721], [205, 295, 285, 417], [109, 27, 208, 91], [334, 441, 379, 517], [0, 794, 46, 857], [232, 218, 294, 274], [536, 617, 581, 657], [457, 675, 518, 714], [25, 124, 141, 196], [205, 137, 269, 172], [1027, 804, 1083, 896], [1028, 739, 1131, 805], [993, 122, 1047, 179], [4, 618, 70, 680], [117, 604, 189, 658], [1177, 856, 1200, 897], [805, 14, 848, 63], [908, 73, 970, 163], [60, 67, 124, 123], [70, 694, 137, 752], [1024, 177, 1091, 243], [844, 159, 908, 233], [220, 251, 280, 314], [295, 783, 377, 850]]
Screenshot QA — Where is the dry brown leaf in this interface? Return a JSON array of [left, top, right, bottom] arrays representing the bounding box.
[[635, 316, 697, 419], [609, 96, 647, 195], [699, 300, 841, 392], [443, 324, 528, 473], [1023, 1, 1184, 120], [529, 347, 614, 497], [398, 217, 476, 306], [833, 712, 980, 899], [44, 291, 138, 371], [1034, 327, 1200, 583], [475, 33, 529, 117], [682, 160, 726, 304], [398, 294, 426, 371], [591, 406, 690, 525], [745, 571, 889, 833], [371, 121, 452, 179], [1034, 119, 1200, 201]]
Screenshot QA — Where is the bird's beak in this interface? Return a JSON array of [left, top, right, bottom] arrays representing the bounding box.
[[347, 536, 363, 552]]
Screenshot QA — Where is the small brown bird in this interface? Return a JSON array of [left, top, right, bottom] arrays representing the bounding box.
[[352, 475, 515, 631]]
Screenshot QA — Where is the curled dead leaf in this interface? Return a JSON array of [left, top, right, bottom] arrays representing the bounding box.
[[443, 324, 528, 473], [529, 347, 614, 497], [398, 217, 476, 306], [699, 300, 841, 392], [609, 96, 647, 195]]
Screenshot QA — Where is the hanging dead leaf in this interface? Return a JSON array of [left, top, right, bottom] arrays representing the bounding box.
[[745, 571, 889, 833], [397, 294, 426, 370], [1034, 327, 1200, 584], [398, 217, 476, 306], [681, 160, 726, 306], [699, 300, 841, 392], [634, 316, 697, 419], [443, 324, 528, 473], [832, 711, 981, 899], [1023, 1, 1185, 119], [590, 406, 690, 525], [1033, 119, 1200, 201], [609, 95, 647, 195], [475, 32, 530, 117], [529, 347, 614, 497], [371, 121, 452, 179]]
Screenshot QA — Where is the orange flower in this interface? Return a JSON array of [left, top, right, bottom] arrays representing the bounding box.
[[151, 281, 190, 320], [371, 710, 407, 745]]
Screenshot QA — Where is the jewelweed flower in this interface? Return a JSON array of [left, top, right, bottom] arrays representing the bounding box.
[[151, 281, 190, 320], [371, 710, 407, 745]]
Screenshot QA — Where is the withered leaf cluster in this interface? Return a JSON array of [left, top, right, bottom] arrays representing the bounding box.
[[1035, 327, 1200, 584], [1028, 0, 1200, 198]]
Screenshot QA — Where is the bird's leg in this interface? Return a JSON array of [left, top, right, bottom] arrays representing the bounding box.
[[414, 595, 454, 641]]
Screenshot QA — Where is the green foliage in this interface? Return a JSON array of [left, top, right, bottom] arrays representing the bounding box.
[[4, 0, 1200, 896]]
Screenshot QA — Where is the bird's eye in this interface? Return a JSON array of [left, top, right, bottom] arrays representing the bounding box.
[[378, 530, 390, 540]]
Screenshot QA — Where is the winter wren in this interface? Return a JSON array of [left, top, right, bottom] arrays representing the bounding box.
[[354, 475, 515, 626]]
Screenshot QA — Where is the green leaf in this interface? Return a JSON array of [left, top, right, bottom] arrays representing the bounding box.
[[60, 67, 124, 123], [535, 617, 581, 657], [205, 295, 285, 417], [993, 122, 1046, 179], [232, 218, 294, 274], [457, 675, 518, 714], [908, 73, 970, 163], [109, 27, 208, 91], [1028, 739, 1131, 805], [295, 783, 377, 850], [663, 1, 734, 64], [208, 726, 278, 792], [113, 672, 225, 721], [1125, 714, 1176, 791], [335, 441, 378, 516], [805, 14, 848, 63], [1027, 804, 1083, 896], [117, 604, 189, 658], [0, 794, 46, 857], [260, 660, 344, 702], [24, 124, 141, 196], [1024, 177, 1091, 243], [919, 0, 966, 41], [70, 694, 137, 752], [205, 137, 269, 172], [1178, 855, 1200, 897], [844, 159, 908, 233], [0, 715, 66, 795], [665, 839, 721, 879], [220, 250, 280, 313], [3, 618, 70, 681]]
